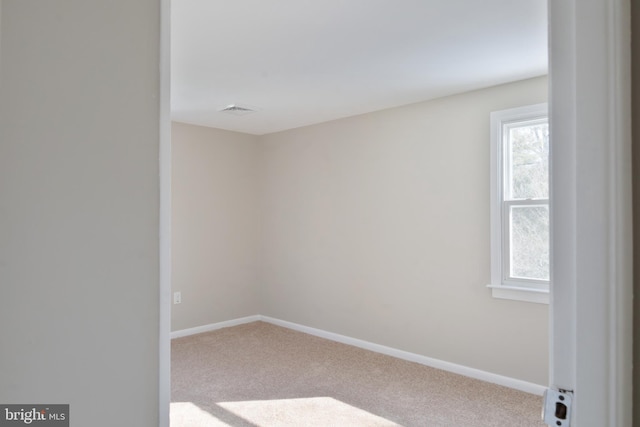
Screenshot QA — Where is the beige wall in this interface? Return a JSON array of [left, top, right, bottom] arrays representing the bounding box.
[[171, 123, 261, 331], [0, 1, 161, 425], [260, 76, 548, 385], [171, 77, 548, 384]]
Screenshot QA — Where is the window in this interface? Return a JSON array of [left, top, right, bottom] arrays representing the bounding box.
[[488, 103, 549, 304]]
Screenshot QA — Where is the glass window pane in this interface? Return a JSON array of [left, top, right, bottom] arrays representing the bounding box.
[[507, 121, 549, 200], [509, 205, 549, 281]]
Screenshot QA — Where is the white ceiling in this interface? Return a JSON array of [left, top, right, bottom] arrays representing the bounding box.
[[171, 0, 547, 135]]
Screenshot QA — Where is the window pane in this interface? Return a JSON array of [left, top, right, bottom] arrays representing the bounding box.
[[508, 122, 549, 200], [510, 205, 549, 281]]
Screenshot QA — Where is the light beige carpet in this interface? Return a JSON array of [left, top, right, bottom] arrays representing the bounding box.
[[171, 321, 545, 427]]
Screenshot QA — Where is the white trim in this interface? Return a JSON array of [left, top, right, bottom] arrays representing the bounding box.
[[487, 284, 549, 304], [170, 315, 262, 339], [549, 0, 632, 425], [171, 315, 546, 395], [489, 103, 550, 304], [260, 316, 546, 396], [606, 3, 633, 426], [158, 0, 171, 425], [608, 0, 633, 419]]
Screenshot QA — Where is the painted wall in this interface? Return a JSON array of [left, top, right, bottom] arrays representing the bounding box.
[[171, 123, 261, 331], [260, 76, 549, 385], [0, 1, 161, 426]]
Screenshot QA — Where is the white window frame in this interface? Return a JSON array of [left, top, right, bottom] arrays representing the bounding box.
[[487, 103, 549, 304]]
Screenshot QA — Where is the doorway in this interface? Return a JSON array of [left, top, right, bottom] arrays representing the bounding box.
[[158, 2, 634, 426]]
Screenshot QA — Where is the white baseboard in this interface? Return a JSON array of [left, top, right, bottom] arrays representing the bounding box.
[[259, 315, 546, 396], [171, 314, 546, 396], [170, 315, 261, 339]]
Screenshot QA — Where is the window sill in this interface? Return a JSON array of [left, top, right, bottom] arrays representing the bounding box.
[[486, 284, 549, 304]]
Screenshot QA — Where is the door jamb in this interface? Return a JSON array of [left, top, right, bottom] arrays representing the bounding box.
[[159, 0, 171, 425], [549, 0, 632, 425]]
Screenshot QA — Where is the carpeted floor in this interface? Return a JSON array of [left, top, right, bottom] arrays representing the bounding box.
[[171, 321, 545, 427]]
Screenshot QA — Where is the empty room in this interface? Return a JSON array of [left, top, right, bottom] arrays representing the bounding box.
[[170, 1, 550, 425], [0, 0, 632, 426]]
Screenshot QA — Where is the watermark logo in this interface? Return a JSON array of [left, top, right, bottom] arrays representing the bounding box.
[[0, 405, 68, 426]]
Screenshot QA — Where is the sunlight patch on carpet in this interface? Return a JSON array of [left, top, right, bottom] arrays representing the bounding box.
[[217, 397, 400, 427], [171, 402, 232, 427]]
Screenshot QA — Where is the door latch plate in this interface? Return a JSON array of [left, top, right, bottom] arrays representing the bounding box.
[[542, 388, 572, 426]]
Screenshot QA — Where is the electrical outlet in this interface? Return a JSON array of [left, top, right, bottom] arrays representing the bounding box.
[[173, 291, 181, 304]]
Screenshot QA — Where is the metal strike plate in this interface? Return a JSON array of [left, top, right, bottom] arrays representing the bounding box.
[[542, 388, 572, 426]]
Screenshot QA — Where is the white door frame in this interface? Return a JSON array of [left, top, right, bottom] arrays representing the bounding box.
[[549, 0, 632, 426], [159, 0, 171, 426], [158, 1, 634, 426]]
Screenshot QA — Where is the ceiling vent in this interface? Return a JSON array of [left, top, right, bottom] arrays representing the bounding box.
[[218, 104, 257, 116]]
